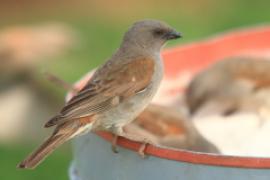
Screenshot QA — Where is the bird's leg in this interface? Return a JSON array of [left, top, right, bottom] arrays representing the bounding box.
[[138, 141, 148, 159], [112, 126, 153, 157], [120, 130, 152, 158], [110, 127, 125, 154], [111, 134, 119, 153]]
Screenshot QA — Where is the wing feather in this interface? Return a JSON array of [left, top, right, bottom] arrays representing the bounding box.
[[45, 58, 154, 127]]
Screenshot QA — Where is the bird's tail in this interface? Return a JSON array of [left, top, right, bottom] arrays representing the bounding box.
[[17, 132, 72, 169]]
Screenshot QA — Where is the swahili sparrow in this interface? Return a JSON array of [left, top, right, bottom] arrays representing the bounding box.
[[186, 57, 270, 116], [126, 104, 219, 153], [18, 19, 181, 169]]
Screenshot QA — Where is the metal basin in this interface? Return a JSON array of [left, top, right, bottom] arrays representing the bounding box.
[[69, 25, 270, 180]]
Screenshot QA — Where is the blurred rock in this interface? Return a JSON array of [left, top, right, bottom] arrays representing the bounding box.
[[0, 83, 59, 143], [0, 22, 77, 72], [0, 23, 78, 144]]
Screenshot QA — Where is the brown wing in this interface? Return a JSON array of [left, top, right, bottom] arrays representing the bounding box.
[[228, 58, 270, 90], [45, 58, 154, 127]]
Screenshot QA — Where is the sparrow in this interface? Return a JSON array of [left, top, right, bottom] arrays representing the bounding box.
[[125, 104, 219, 153], [186, 57, 270, 116], [18, 19, 181, 169]]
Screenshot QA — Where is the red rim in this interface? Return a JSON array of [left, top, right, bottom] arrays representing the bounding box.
[[72, 25, 270, 169], [97, 131, 270, 169]]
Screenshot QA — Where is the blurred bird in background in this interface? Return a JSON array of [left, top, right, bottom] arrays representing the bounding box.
[[125, 104, 220, 153], [186, 56, 270, 119]]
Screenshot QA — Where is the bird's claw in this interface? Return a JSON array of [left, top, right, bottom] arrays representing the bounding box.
[[111, 145, 119, 153], [138, 142, 148, 159]]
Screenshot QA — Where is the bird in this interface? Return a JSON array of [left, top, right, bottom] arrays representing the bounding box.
[[125, 104, 219, 153], [18, 19, 181, 169], [185, 56, 270, 116]]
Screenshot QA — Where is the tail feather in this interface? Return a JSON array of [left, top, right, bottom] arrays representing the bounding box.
[[44, 115, 62, 128], [17, 133, 72, 169]]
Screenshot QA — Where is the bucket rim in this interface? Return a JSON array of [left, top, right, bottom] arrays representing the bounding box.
[[96, 131, 270, 169], [68, 24, 270, 169]]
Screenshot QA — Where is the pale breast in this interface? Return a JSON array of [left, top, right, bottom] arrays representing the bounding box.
[[93, 55, 164, 133]]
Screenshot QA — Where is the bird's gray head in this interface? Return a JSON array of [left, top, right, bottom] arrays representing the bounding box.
[[121, 19, 181, 53], [185, 69, 230, 115]]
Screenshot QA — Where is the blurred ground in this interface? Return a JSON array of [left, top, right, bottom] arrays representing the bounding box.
[[1, 0, 270, 179]]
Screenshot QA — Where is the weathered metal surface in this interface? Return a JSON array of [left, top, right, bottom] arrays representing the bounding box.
[[70, 133, 270, 180]]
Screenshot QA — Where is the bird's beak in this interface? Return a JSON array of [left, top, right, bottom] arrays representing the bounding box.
[[164, 31, 182, 40]]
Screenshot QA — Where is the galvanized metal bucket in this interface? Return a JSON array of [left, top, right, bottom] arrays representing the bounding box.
[[69, 25, 270, 180]]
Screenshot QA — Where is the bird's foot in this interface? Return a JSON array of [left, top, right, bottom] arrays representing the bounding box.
[[138, 141, 148, 159], [123, 132, 150, 158], [117, 131, 152, 158]]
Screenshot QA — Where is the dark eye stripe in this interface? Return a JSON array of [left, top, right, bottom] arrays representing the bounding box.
[[153, 29, 165, 36]]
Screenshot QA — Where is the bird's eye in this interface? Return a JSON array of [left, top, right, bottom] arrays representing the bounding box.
[[153, 29, 165, 36]]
